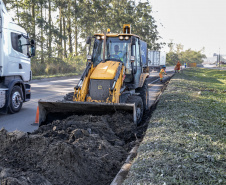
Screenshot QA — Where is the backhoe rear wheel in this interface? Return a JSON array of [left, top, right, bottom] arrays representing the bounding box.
[[126, 95, 143, 125]]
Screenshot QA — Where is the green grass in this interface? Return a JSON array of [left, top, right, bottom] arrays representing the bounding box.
[[123, 68, 226, 185], [32, 72, 82, 80]]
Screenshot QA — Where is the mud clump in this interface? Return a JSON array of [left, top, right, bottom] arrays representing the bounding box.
[[0, 112, 138, 185]]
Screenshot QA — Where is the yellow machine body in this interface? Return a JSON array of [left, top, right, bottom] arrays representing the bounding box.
[[73, 64, 95, 102], [90, 61, 120, 80], [75, 61, 125, 104]]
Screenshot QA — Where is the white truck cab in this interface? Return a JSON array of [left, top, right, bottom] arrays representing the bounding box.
[[0, 0, 35, 114]]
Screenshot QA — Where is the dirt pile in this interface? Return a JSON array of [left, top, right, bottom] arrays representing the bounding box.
[[0, 113, 138, 185]]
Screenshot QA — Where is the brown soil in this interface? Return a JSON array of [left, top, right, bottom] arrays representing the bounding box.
[[0, 112, 142, 185]]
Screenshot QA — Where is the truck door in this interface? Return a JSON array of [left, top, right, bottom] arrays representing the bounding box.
[[9, 32, 31, 82]]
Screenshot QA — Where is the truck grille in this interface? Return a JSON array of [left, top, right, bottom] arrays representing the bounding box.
[[89, 79, 112, 101]]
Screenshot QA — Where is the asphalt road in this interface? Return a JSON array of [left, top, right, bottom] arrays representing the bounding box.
[[0, 77, 81, 132], [0, 68, 174, 133]]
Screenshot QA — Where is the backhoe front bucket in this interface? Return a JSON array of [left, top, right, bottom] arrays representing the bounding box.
[[38, 100, 136, 126]]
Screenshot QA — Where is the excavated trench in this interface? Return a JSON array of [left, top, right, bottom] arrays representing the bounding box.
[[0, 82, 168, 185]]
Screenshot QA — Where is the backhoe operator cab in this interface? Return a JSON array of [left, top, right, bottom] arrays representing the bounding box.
[[87, 25, 146, 90], [0, 0, 35, 114]]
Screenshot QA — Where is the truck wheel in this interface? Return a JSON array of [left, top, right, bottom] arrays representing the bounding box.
[[64, 92, 75, 101], [136, 79, 149, 111], [126, 95, 143, 125], [8, 86, 23, 114]]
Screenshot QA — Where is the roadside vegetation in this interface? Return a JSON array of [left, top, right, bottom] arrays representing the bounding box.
[[32, 72, 80, 80], [31, 55, 86, 79], [124, 68, 226, 184], [166, 42, 206, 66], [4, 0, 162, 77]]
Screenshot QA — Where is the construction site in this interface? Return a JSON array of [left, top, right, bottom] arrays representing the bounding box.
[[0, 75, 172, 185], [0, 1, 225, 183], [1, 66, 226, 185]]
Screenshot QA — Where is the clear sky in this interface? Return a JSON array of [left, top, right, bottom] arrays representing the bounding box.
[[149, 0, 226, 57]]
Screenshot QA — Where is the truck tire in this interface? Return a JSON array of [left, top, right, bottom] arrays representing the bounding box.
[[126, 95, 143, 125], [136, 79, 149, 111], [64, 92, 75, 101], [8, 86, 23, 114]]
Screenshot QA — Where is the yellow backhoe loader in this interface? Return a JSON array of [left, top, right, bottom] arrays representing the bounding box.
[[38, 24, 150, 126]]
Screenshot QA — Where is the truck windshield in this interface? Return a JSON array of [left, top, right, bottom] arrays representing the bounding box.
[[92, 37, 131, 66]]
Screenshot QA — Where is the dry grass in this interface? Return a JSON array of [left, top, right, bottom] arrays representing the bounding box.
[[31, 55, 86, 77], [123, 68, 226, 185]]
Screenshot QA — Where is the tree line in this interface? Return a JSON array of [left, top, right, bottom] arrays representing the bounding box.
[[3, 0, 162, 76], [166, 42, 206, 66]]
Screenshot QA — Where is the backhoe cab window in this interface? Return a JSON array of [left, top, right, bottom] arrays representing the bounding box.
[[11, 33, 29, 56], [135, 38, 141, 66], [92, 39, 103, 65], [92, 37, 130, 66]]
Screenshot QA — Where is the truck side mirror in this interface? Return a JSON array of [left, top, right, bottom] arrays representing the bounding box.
[[31, 46, 35, 57], [31, 39, 35, 45], [30, 39, 35, 57]]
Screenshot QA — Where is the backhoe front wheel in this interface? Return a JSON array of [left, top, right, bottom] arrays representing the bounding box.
[[8, 86, 23, 114], [126, 95, 143, 125]]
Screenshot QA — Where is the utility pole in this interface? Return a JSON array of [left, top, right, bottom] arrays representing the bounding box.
[[219, 48, 221, 68]]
